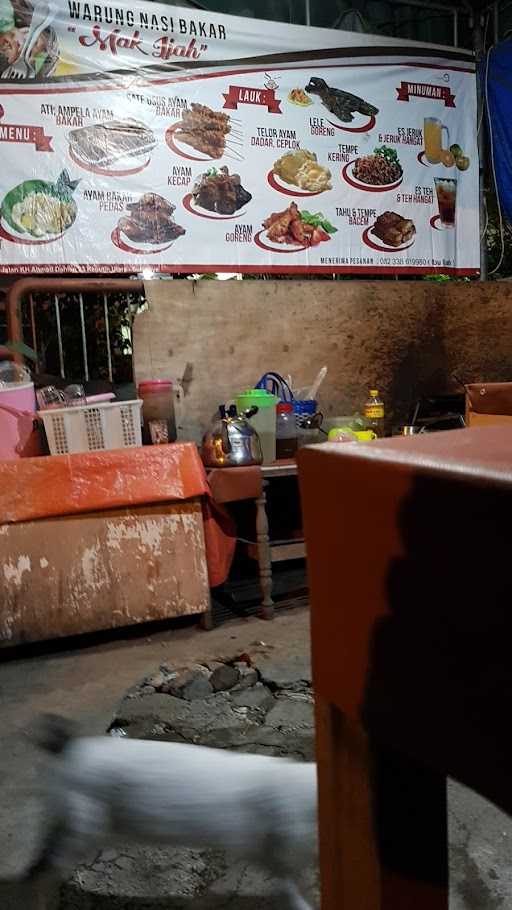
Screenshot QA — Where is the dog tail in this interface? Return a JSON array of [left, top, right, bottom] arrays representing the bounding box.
[[31, 714, 76, 755]]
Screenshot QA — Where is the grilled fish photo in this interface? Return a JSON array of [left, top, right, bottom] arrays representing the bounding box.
[[305, 77, 379, 123], [69, 120, 156, 168]]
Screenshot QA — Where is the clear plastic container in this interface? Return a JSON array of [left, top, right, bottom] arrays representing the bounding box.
[[276, 402, 298, 459], [297, 425, 320, 447], [0, 361, 32, 386], [138, 379, 176, 445], [235, 389, 279, 463], [294, 399, 322, 447]]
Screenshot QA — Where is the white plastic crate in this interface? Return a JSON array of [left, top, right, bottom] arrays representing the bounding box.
[[39, 399, 143, 455]]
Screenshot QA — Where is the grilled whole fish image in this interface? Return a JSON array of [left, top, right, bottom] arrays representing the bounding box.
[[305, 77, 379, 123]]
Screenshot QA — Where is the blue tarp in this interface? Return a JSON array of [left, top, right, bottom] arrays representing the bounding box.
[[485, 40, 512, 222]]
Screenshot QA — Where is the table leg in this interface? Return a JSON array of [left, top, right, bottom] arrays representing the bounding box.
[[256, 482, 274, 620], [315, 697, 380, 910], [199, 593, 214, 631], [315, 697, 449, 910], [199, 608, 213, 631]]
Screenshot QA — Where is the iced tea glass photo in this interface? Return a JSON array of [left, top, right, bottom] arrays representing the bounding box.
[[424, 117, 450, 164], [434, 178, 457, 227]]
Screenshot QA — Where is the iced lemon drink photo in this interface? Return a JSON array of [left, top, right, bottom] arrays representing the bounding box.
[[424, 117, 450, 164]]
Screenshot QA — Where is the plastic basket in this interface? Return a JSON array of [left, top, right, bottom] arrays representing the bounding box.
[[38, 399, 143, 455]]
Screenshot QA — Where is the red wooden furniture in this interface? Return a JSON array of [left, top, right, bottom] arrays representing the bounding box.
[[299, 428, 512, 909]]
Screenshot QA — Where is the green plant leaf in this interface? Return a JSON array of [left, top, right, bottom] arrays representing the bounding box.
[[300, 210, 338, 233], [374, 145, 400, 167]]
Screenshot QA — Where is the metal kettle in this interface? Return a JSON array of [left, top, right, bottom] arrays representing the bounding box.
[[201, 404, 263, 467]]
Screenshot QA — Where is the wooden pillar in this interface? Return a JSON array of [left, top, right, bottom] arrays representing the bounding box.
[[315, 699, 449, 910], [256, 481, 274, 619]]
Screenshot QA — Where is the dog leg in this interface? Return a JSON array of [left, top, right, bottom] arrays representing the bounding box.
[[20, 822, 66, 910], [279, 878, 314, 910], [23, 793, 108, 909]]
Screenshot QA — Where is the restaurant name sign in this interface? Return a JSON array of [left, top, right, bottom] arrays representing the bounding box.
[[0, 0, 479, 275]]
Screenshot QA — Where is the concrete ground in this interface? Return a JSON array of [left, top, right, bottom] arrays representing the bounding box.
[[0, 606, 511, 908]]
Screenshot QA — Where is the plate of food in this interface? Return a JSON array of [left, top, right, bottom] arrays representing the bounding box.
[[305, 77, 378, 132], [112, 193, 186, 255], [68, 120, 156, 176], [268, 150, 332, 197], [362, 212, 416, 252], [0, 170, 78, 244], [166, 103, 242, 162], [288, 88, 313, 107], [254, 202, 337, 253], [342, 146, 403, 191], [183, 167, 252, 219]]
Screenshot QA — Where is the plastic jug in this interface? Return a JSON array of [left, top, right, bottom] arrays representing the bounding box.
[[235, 388, 279, 463], [0, 380, 40, 459]]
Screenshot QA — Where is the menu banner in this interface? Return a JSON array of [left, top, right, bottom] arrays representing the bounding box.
[[0, 0, 418, 79], [0, 2, 479, 276]]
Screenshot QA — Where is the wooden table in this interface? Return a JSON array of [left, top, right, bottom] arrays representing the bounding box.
[[0, 445, 212, 646], [298, 428, 512, 909], [208, 460, 305, 620], [253, 461, 305, 620]]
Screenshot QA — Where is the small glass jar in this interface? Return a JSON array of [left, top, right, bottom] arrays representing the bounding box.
[[297, 423, 320, 447], [276, 402, 298, 459]]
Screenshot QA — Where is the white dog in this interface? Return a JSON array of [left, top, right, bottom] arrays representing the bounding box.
[[24, 715, 317, 910]]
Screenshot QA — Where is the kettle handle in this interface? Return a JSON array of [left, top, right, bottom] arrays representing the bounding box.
[[223, 400, 259, 420], [220, 419, 231, 455]]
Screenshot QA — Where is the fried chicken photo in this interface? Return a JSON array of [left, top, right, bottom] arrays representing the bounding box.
[[262, 202, 333, 247], [263, 203, 298, 242]]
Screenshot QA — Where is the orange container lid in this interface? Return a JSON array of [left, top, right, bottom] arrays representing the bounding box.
[[138, 380, 172, 391]]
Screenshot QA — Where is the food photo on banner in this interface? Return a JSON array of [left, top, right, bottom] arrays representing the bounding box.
[[0, 0, 479, 275]]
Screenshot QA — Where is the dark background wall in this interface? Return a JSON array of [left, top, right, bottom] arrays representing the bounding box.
[[134, 280, 512, 439]]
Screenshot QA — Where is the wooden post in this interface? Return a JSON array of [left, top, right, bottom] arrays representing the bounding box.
[[315, 697, 381, 910], [256, 481, 274, 619], [315, 696, 449, 910]]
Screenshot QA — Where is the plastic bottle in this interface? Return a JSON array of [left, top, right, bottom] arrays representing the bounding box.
[[364, 389, 385, 438], [276, 402, 298, 459]]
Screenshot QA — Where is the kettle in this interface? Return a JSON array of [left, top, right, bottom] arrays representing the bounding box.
[[201, 404, 263, 468]]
